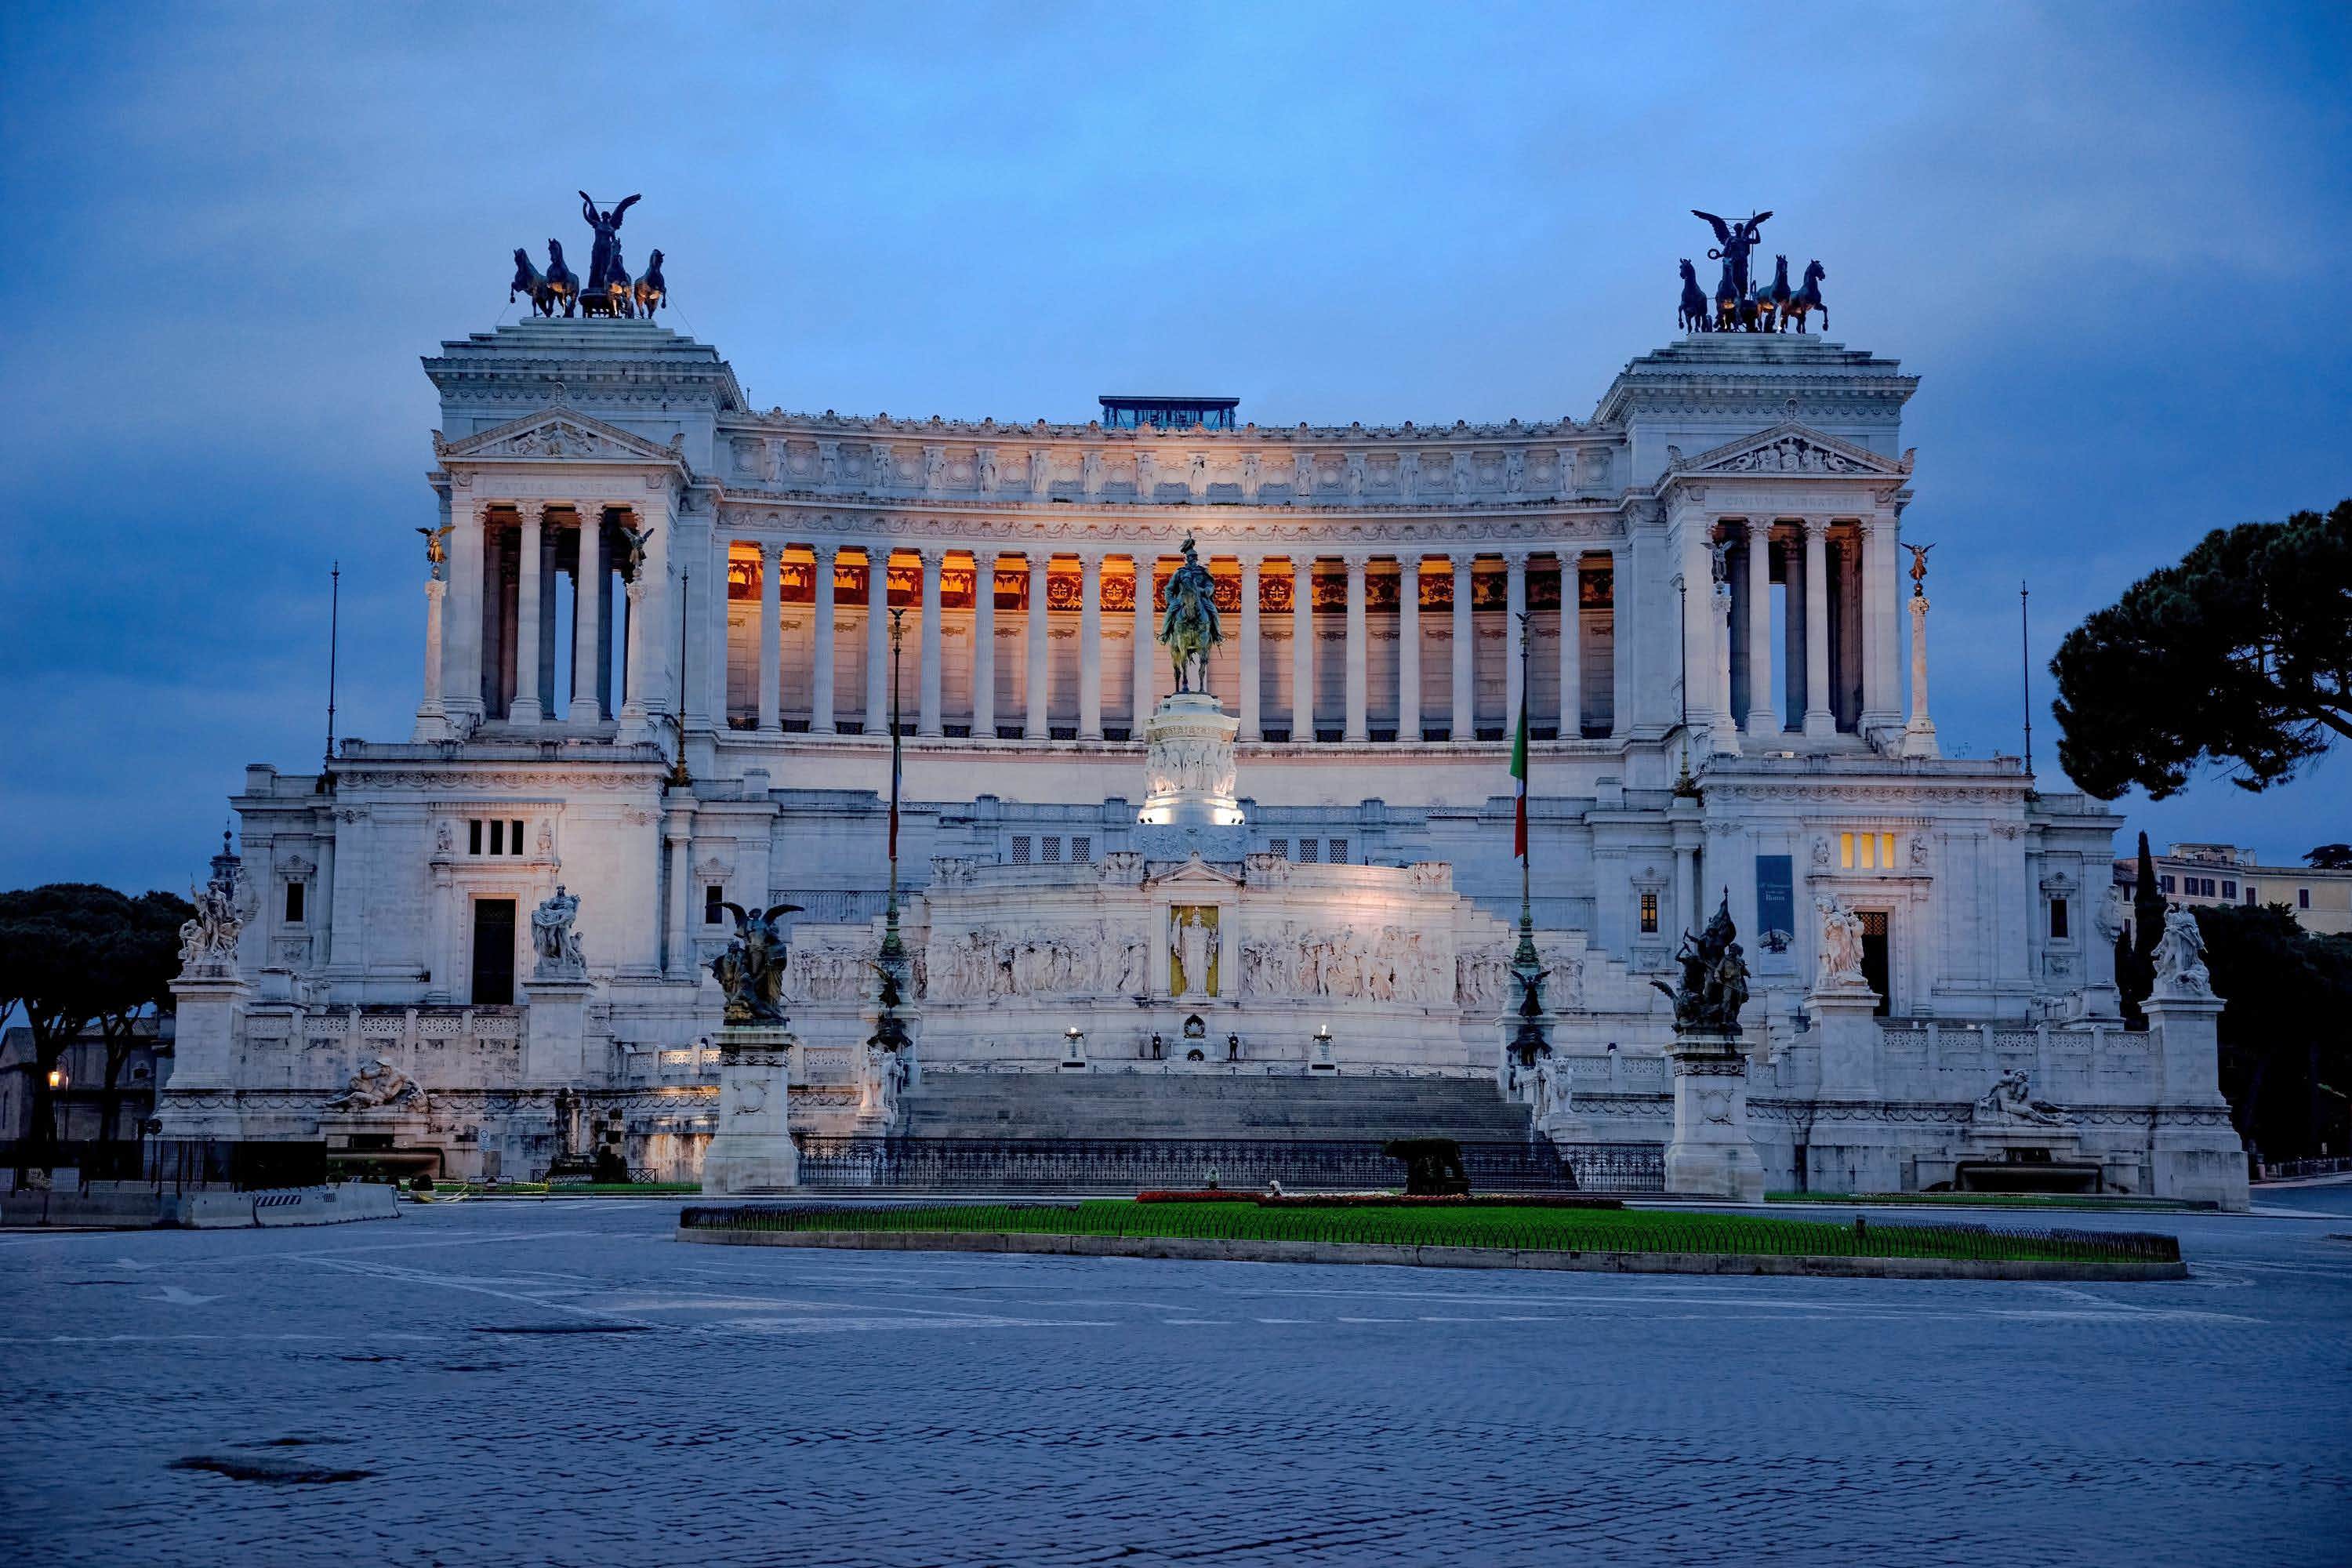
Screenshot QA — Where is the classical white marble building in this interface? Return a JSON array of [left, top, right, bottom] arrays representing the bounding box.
[[158, 314, 2247, 1206]]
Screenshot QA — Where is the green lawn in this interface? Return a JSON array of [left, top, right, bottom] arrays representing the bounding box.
[[1769, 1190, 2212, 1212], [680, 1200, 2180, 1265]]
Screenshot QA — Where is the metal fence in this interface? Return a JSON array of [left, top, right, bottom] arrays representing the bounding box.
[[2258, 1154, 2352, 1181], [793, 1136, 1664, 1195]]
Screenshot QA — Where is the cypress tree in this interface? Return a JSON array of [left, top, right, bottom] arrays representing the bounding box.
[[2119, 831, 2165, 1024]]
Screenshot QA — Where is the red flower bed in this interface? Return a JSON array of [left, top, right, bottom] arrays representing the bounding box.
[[1136, 1190, 1261, 1203]]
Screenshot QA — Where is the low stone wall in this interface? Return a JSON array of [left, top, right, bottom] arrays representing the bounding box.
[[678, 1224, 2190, 1282], [0, 1181, 399, 1230]]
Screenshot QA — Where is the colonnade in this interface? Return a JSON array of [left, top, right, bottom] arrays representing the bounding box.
[[717, 540, 1626, 745], [1690, 514, 1888, 751]]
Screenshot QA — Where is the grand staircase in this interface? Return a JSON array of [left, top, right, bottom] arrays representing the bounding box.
[[792, 1072, 1662, 1194]]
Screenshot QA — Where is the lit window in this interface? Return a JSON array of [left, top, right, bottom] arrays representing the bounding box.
[[284, 882, 305, 924], [704, 885, 724, 925], [2049, 898, 2069, 940], [1298, 840, 1319, 864], [1841, 833, 1854, 869], [1879, 833, 1895, 869], [1329, 838, 1349, 865], [1069, 836, 1090, 863], [1639, 891, 1658, 934], [1010, 836, 1031, 865]]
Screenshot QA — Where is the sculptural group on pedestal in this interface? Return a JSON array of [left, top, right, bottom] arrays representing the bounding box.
[[506, 192, 669, 320], [1650, 893, 1751, 1038], [1675, 208, 1828, 334], [708, 902, 803, 1026]]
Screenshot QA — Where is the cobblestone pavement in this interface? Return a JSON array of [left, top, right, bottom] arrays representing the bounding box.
[[4, 1192, 2348, 1566]]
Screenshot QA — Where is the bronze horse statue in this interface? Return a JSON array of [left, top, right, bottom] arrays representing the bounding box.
[[1784, 260, 1828, 333], [510, 248, 557, 317], [1764, 255, 1793, 331], [1713, 256, 1741, 333], [1677, 260, 1710, 334], [1156, 535, 1223, 695], [634, 249, 666, 318], [543, 239, 580, 318]]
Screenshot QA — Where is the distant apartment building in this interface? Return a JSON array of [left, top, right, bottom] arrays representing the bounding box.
[[2113, 843, 2352, 937]]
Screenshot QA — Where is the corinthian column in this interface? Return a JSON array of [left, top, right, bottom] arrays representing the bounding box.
[[572, 507, 603, 724], [1397, 555, 1421, 742], [865, 546, 891, 735], [414, 574, 449, 742], [1290, 556, 1315, 741], [1902, 578, 1940, 758], [511, 504, 546, 725], [1558, 552, 1581, 740], [1745, 522, 1775, 735], [1024, 552, 1049, 739], [1078, 550, 1104, 741], [1802, 519, 1834, 740], [917, 546, 942, 737], [1504, 550, 1527, 731], [811, 543, 837, 733], [971, 549, 996, 738], [757, 540, 782, 734], [1343, 553, 1369, 742], [1238, 554, 1262, 741], [1450, 553, 1475, 740], [1132, 553, 1156, 731]]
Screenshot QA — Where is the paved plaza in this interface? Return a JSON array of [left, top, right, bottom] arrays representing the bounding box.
[[4, 1193, 2348, 1566]]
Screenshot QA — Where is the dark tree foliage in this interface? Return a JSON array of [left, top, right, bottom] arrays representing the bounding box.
[[2052, 501, 2352, 800], [2197, 904, 2352, 1163], [0, 884, 192, 1156], [2118, 833, 2164, 1025], [2306, 844, 2352, 870]]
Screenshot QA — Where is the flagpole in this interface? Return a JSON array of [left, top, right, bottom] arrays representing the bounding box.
[[1508, 609, 1545, 1065]]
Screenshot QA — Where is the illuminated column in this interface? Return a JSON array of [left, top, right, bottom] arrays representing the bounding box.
[[811, 543, 837, 733], [444, 495, 485, 731], [1024, 552, 1049, 739], [1600, 544, 1628, 740], [971, 548, 996, 739], [1237, 554, 1262, 741], [1902, 579, 1940, 759], [1344, 554, 1370, 742], [1558, 551, 1580, 740], [1504, 550, 1527, 730], [916, 547, 942, 736], [511, 504, 546, 724], [1290, 556, 1314, 740], [572, 506, 602, 722], [1802, 519, 1835, 740], [1077, 550, 1104, 740], [756, 539, 782, 734], [1745, 523, 1775, 735], [1132, 551, 1156, 730], [1863, 515, 1902, 732], [865, 546, 890, 735], [1449, 552, 1475, 740], [1396, 557, 1421, 742]]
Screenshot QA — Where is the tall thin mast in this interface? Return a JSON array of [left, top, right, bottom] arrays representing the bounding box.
[[2020, 580, 2034, 776]]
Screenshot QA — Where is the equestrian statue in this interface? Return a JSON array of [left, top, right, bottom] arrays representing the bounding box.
[[501, 194, 668, 321], [1157, 534, 1224, 695]]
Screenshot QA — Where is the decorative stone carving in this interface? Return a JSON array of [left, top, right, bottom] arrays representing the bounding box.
[[1971, 1069, 2074, 1128], [709, 902, 803, 1025], [324, 1056, 427, 1113], [178, 839, 254, 979], [1240, 923, 1450, 1006], [923, 924, 1150, 1001], [1170, 906, 1221, 998], [2151, 909, 2214, 1000], [1813, 894, 1869, 993], [530, 885, 586, 978]]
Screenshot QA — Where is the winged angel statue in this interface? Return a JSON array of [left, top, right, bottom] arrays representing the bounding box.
[[709, 901, 805, 1026]]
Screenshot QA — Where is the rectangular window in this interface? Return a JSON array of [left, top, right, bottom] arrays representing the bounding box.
[[2245, 886, 2258, 906], [1878, 833, 1895, 869], [2202, 877, 2217, 897], [1041, 836, 1062, 864], [2221, 880, 2236, 900], [1755, 855, 1794, 939], [704, 885, 724, 925], [283, 882, 305, 924], [2160, 875, 2175, 894], [511, 820, 525, 856], [1298, 839, 1320, 864], [1010, 836, 1031, 865], [1328, 838, 1348, 865], [489, 819, 505, 855], [1267, 839, 1288, 860], [2300, 888, 2312, 909], [1069, 836, 1091, 863], [1639, 891, 1659, 934], [469, 819, 484, 856], [2049, 898, 2069, 940], [1840, 832, 1854, 869]]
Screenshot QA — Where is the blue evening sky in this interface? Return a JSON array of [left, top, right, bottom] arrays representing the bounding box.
[[2, 2, 2346, 895]]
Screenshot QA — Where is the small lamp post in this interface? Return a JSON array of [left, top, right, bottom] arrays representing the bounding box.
[[1062, 1025, 1085, 1067]]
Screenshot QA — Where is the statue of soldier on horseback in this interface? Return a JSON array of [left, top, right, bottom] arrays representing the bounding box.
[[1156, 535, 1223, 695]]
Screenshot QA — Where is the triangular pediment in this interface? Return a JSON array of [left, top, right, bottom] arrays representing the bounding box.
[[1668, 423, 1911, 480], [1144, 852, 1242, 890], [434, 406, 687, 468]]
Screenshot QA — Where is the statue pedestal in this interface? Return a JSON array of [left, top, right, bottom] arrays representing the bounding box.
[[2143, 992, 2248, 1208], [154, 973, 252, 1142], [1806, 983, 1882, 1099], [1139, 693, 1242, 829], [1664, 1034, 1765, 1202], [523, 973, 594, 1084], [702, 1027, 800, 1195]]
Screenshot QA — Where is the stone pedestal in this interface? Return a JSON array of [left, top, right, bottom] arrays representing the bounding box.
[[154, 974, 252, 1141], [1806, 984, 1882, 1099], [1139, 693, 1242, 829], [522, 973, 594, 1083], [702, 1028, 799, 1195], [1664, 1034, 1765, 1202], [2143, 993, 2249, 1209]]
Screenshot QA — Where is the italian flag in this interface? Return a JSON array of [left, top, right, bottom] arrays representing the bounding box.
[[1510, 691, 1529, 861]]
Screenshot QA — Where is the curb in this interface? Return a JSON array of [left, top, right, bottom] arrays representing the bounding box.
[[674, 1225, 2189, 1281]]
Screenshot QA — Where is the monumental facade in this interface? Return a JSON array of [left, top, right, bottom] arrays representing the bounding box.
[[157, 220, 2247, 1206]]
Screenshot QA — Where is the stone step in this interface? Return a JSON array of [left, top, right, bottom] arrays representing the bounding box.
[[897, 1071, 1534, 1142]]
